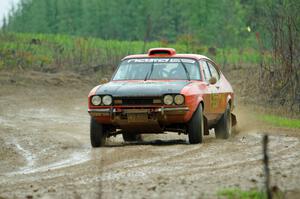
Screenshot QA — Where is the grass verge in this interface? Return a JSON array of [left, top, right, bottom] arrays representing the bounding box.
[[218, 189, 266, 199], [259, 114, 300, 129], [218, 188, 287, 199], [0, 32, 260, 72]]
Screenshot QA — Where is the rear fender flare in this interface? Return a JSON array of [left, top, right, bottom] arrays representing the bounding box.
[[226, 94, 237, 126], [226, 94, 234, 111], [226, 94, 232, 106]]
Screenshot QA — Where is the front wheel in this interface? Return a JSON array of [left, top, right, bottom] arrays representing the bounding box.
[[215, 104, 232, 139], [188, 104, 204, 144], [90, 118, 107, 147]]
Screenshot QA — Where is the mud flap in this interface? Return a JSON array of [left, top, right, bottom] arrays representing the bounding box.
[[204, 116, 209, 135], [231, 113, 237, 127]]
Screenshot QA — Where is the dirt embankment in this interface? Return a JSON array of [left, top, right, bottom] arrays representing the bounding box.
[[0, 71, 299, 199]]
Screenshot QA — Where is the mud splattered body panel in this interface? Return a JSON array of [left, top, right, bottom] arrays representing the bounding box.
[[88, 48, 235, 133]]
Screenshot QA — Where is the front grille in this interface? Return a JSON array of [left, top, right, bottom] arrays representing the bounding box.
[[114, 97, 161, 105]]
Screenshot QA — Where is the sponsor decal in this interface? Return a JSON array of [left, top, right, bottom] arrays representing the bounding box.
[[127, 58, 196, 64]]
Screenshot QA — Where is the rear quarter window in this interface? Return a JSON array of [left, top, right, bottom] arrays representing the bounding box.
[[207, 62, 220, 80], [200, 60, 211, 82]]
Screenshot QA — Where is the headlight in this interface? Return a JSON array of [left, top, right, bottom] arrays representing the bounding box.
[[174, 95, 184, 105], [163, 95, 173, 105], [102, 95, 113, 105], [91, 96, 101, 106]]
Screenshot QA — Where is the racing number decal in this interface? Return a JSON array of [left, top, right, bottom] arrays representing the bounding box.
[[210, 93, 227, 112], [210, 94, 219, 109], [208, 86, 220, 111]]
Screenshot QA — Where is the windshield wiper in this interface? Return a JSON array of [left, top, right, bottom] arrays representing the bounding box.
[[180, 59, 191, 81], [144, 61, 155, 81]]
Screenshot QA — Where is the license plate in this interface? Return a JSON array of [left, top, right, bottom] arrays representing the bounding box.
[[127, 113, 148, 123]]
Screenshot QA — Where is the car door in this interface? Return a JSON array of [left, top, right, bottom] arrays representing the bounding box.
[[206, 61, 226, 114], [199, 60, 215, 121]]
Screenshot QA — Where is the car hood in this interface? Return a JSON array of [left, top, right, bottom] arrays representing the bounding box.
[[95, 81, 191, 97]]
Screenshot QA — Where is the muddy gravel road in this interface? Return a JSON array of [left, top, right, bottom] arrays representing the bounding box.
[[0, 72, 299, 199]]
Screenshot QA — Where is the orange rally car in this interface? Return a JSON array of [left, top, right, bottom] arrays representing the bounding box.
[[88, 48, 237, 147]]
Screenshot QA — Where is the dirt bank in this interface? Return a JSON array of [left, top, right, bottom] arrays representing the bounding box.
[[0, 71, 299, 199]]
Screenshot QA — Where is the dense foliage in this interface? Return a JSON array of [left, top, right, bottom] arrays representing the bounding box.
[[243, 0, 300, 108], [3, 0, 252, 48]]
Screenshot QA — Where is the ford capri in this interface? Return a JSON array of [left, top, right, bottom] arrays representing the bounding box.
[[88, 48, 237, 147]]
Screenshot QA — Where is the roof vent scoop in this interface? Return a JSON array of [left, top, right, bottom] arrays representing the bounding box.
[[148, 48, 176, 56]]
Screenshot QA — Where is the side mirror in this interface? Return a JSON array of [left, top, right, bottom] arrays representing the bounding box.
[[100, 78, 109, 84], [209, 77, 217, 85]]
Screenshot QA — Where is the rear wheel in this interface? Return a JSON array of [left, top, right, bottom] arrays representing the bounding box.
[[188, 104, 204, 144], [215, 104, 232, 139], [90, 118, 107, 147], [122, 133, 142, 142]]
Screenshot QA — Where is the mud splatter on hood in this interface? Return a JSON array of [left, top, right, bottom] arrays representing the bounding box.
[[95, 81, 191, 97]]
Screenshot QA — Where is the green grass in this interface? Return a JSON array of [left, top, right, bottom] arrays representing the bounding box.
[[259, 114, 300, 129], [218, 189, 266, 199], [0, 32, 261, 72]]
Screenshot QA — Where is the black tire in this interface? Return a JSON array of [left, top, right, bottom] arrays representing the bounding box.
[[188, 104, 204, 144], [90, 118, 107, 147], [122, 133, 142, 142], [215, 104, 232, 139]]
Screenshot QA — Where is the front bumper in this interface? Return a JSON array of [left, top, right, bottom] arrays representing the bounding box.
[[88, 106, 190, 132], [88, 107, 189, 117]]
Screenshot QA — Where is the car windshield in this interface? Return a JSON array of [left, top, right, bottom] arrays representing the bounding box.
[[113, 58, 201, 80]]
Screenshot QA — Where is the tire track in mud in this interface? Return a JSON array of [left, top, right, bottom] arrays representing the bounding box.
[[5, 138, 91, 176], [7, 139, 37, 175], [3, 129, 299, 182], [98, 133, 299, 199], [1, 124, 92, 176], [0, 96, 92, 177], [75, 132, 299, 185], [114, 133, 298, 170]]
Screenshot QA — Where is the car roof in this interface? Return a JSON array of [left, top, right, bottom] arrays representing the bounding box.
[[122, 47, 212, 61], [122, 53, 211, 61]]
